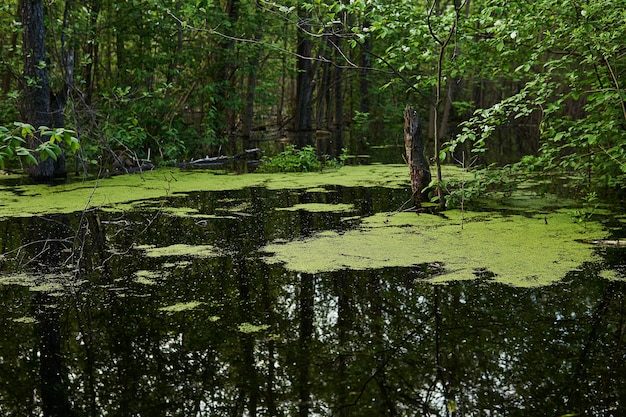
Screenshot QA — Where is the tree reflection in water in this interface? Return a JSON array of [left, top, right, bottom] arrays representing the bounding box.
[[0, 187, 624, 416]]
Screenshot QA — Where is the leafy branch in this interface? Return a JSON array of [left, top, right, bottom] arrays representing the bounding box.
[[0, 122, 80, 169]]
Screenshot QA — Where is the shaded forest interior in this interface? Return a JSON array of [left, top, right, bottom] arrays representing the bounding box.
[[0, 0, 624, 195]]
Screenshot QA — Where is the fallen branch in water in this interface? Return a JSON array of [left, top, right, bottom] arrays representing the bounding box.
[[177, 148, 264, 167], [582, 239, 626, 247]]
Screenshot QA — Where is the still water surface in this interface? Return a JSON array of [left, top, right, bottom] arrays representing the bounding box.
[[0, 184, 624, 416]]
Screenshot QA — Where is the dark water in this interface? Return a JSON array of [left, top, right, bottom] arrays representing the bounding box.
[[0, 186, 624, 416]]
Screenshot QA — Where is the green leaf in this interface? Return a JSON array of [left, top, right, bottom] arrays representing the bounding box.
[[23, 153, 38, 166], [41, 147, 58, 161], [69, 138, 80, 153]]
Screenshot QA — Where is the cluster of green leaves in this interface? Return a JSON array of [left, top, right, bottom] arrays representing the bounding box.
[[0, 122, 79, 169], [444, 89, 536, 159], [439, 164, 518, 209], [572, 191, 599, 226], [258, 145, 347, 173], [444, 0, 625, 197]]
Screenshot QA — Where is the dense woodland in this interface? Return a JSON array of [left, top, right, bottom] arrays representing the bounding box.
[[0, 0, 624, 197]]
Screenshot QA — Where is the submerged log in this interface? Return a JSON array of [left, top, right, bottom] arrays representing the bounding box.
[[404, 105, 432, 209]]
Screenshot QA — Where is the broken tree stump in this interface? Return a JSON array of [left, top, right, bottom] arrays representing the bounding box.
[[404, 105, 432, 209]]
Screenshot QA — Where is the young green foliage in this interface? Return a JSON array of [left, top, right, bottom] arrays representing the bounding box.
[[258, 145, 346, 173], [0, 122, 79, 169]]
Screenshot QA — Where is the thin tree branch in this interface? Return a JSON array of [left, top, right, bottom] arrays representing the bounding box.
[[603, 56, 626, 122], [165, 9, 393, 74]]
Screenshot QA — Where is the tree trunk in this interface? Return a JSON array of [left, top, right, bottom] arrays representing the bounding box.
[[21, 0, 49, 135], [358, 17, 371, 155], [316, 41, 331, 129], [20, 0, 55, 182], [241, 68, 257, 142], [295, 7, 315, 147], [404, 105, 432, 209], [82, 0, 100, 105], [241, 12, 264, 144], [1, 21, 19, 98], [21, 0, 66, 182], [333, 34, 344, 152], [221, 0, 241, 142], [48, 0, 74, 179]]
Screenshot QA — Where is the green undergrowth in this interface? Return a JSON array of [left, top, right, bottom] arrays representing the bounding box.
[[257, 145, 347, 172]]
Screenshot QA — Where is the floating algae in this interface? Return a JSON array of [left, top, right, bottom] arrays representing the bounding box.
[[262, 209, 606, 287]]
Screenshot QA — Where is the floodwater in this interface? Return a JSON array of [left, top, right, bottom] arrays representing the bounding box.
[[0, 178, 625, 416]]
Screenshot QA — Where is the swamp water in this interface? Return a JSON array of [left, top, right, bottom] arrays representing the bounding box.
[[0, 165, 624, 416]]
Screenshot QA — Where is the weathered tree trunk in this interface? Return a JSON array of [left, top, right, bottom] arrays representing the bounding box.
[[404, 105, 432, 209]]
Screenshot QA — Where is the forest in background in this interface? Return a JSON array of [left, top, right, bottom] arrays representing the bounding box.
[[0, 0, 624, 198]]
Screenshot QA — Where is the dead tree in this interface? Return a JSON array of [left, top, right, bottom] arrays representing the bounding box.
[[404, 105, 432, 209]]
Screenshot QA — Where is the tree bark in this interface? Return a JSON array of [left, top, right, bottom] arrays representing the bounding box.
[[221, 0, 241, 140], [404, 105, 431, 209], [241, 12, 265, 145], [357, 17, 372, 155], [333, 34, 344, 152], [1, 19, 19, 98], [82, 0, 100, 105], [21, 0, 66, 182], [295, 7, 315, 147]]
